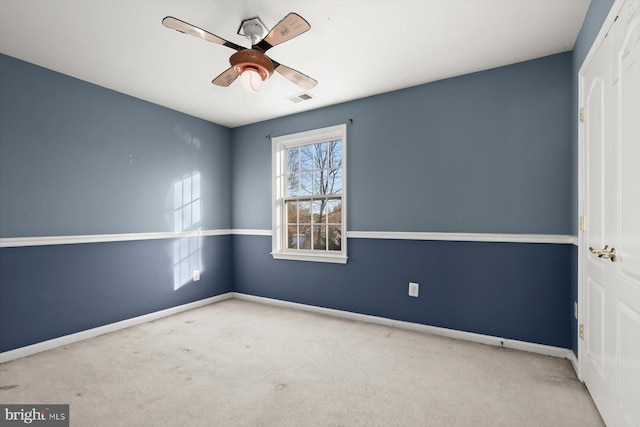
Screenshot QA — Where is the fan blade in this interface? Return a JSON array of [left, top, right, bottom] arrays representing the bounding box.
[[212, 67, 239, 87], [162, 16, 245, 51], [270, 59, 317, 90], [254, 13, 310, 52]]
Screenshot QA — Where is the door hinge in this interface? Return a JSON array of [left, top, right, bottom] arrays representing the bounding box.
[[579, 108, 585, 122], [580, 216, 586, 231], [579, 324, 585, 339]]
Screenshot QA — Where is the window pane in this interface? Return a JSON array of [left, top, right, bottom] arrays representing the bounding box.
[[300, 145, 313, 171], [312, 200, 326, 224], [286, 201, 298, 223], [313, 169, 328, 195], [287, 147, 299, 173], [314, 142, 327, 169], [328, 140, 342, 169], [287, 225, 298, 249], [328, 225, 342, 251], [299, 172, 313, 196], [298, 201, 311, 223], [328, 168, 342, 194], [327, 200, 342, 224], [312, 225, 327, 250], [299, 225, 311, 249], [287, 172, 300, 197]]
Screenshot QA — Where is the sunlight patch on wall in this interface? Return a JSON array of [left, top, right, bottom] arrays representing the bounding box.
[[173, 171, 202, 290], [173, 125, 202, 150]]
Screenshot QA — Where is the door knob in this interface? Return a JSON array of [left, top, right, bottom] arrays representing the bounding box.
[[589, 245, 617, 262]]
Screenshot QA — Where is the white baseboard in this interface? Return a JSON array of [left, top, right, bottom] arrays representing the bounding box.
[[0, 293, 232, 363], [569, 350, 581, 380], [232, 293, 572, 359], [1, 291, 573, 364]]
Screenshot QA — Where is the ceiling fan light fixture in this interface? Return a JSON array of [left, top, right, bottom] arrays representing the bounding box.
[[240, 68, 264, 92], [229, 49, 275, 92]]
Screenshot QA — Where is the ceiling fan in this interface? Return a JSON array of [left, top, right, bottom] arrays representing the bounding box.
[[162, 12, 318, 93]]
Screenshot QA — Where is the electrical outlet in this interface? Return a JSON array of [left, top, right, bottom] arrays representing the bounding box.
[[408, 282, 419, 297], [192, 270, 200, 281], [574, 302, 578, 319]]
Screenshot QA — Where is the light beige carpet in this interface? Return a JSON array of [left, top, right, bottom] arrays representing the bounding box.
[[0, 299, 603, 426]]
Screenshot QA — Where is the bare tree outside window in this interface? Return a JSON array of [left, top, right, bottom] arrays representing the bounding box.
[[286, 140, 343, 251]]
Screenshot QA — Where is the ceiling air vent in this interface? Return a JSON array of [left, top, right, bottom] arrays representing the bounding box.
[[288, 92, 315, 103]]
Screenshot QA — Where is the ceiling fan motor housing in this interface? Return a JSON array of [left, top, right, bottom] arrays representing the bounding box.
[[238, 18, 267, 43], [230, 49, 275, 81]]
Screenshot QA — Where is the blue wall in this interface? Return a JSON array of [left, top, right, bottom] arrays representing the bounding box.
[[0, 54, 233, 352], [234, 236, 572, 348], [1, 22, 606, 353], [233, 53, 573, 234], [232, 53, 575, 348], [0, 236, 232, 352], [0, 54, 232, 237], [569, 0, 616, 357]]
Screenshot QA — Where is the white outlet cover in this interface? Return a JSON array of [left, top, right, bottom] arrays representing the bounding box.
[[192, 270, 200, 281], [409, 282, 419, 297]]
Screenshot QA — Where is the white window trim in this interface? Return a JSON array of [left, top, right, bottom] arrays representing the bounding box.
[[271, 124, 348, 264]]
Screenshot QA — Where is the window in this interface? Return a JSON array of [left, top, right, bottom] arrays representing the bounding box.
[[272, 124, 347, 263]]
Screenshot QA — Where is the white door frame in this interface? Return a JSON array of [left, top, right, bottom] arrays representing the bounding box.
[[577, 0, 626, 382]]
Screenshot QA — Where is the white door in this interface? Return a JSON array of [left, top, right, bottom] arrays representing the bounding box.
[[581, 1, 640, 426]]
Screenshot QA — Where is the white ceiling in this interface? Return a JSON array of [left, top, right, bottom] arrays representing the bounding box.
[[0, 0, 590, 128]]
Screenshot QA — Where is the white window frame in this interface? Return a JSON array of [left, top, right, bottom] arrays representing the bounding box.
[[271, 124, 347, 264]]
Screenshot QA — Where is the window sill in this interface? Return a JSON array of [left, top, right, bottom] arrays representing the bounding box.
[[271, 252, 348, 264]]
